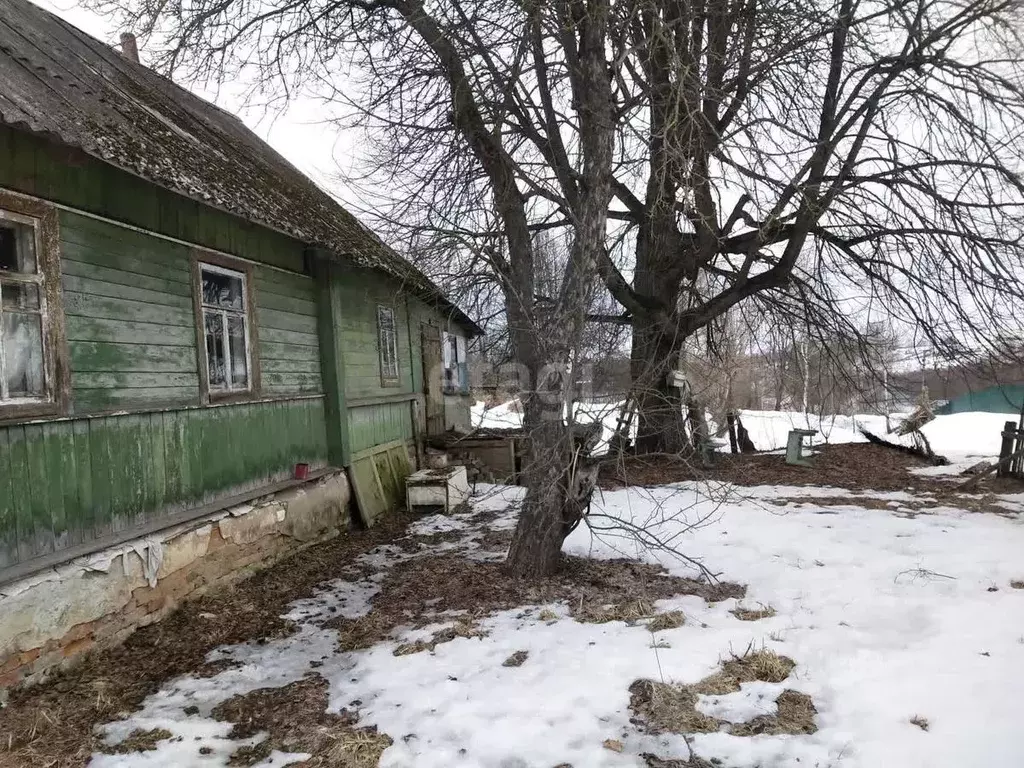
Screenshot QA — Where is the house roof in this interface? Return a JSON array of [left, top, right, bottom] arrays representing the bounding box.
[[0, 0, 481, 335]]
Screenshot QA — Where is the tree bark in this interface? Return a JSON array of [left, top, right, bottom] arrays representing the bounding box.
[[631, 322, 688, 454], [507, 417, 572, 578]]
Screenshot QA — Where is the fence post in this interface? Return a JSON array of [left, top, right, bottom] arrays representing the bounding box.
[[998, 420, 1016, 478]]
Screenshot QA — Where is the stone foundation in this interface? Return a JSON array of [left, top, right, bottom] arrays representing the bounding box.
[[0, 471, 352, 693]]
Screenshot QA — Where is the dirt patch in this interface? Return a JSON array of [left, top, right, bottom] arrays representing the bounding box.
[[730, 605, 777, 621], [629, 647, 813, 738], [629, 679, 721, 734], [642, 755, 716, 768], [98, 728, 172, 755], [1011, 580, 1024, 590], [599, 442, 1006, 495], [211, 675, 391, 767], [393, 619, 488, 656], [772, 491, 1018, 517], [729, 689, 817, 736], [0, 512, 413, 768], [502, 650, 529, 667], [327, 554, 743, 654], [647, 611, 686, 631]]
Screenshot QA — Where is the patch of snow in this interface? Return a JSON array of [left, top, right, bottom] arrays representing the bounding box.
[[96, 450, 1024, 767], [283, 575, 381, 623], [697, 681, 784, 723], [407, 514, 469, 536]]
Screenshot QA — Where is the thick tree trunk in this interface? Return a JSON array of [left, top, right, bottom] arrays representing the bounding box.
[[631, 321, 688, 454], [506, 418, 572, 578]]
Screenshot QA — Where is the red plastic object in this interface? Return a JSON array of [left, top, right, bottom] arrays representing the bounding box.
[[294, 462, 310, 480]]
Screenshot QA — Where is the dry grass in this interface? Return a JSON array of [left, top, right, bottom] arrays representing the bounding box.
[[393, 619, 488, 656], [212, 675, 391, 767], [629, 646, 812, 738], [721, 647, 795, 684], [730, 604, 777, 621], [0, 513, 414, 768], [628, 679, 721, 734], [910, 715, 930, 731], [641, 755, 716, 768], [99, 728, 172, 755], [647, 611, 686, 631], [577, 599, 656, 624], [729, 690, 817, 736], [327, 553, 743, 656]]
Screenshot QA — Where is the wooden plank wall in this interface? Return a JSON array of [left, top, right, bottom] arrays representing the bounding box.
[[348, 400, 414, 455], [60, 210, 322, 411], [0, 399, 328, 570], [0, 131, 331, 573]]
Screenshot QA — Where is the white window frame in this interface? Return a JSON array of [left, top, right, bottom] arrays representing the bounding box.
[[377, 305, 400, 385], [199, 261, 253, 396], [0, 209, 49, 405]]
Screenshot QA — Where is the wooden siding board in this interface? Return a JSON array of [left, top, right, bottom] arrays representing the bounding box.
[[89, 419, 113, 541], [8, 427, 34, 563], [44, 421, 71, 551], [260, 342, 320, 363], [60, 241, 190, 285], [71, 341, 197, 374], [64, 291, 195, 327], [257, 307, 318, 335], [73, 387, 199, 413], [0, 429, 13, 568], [61, 259, 192, 296], [72, 418, 93, 542], [23, 424, 54, 560], [62, 273, 192, 307], [259, 328, 319, 347], [72, 371, 200, 389], [66, 316, 195, 346]]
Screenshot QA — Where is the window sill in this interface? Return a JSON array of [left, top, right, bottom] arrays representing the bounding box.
[[206, 390, 258, 405], [0, 399, 62, 425]]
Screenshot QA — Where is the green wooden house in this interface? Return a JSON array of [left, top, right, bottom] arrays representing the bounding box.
[[0, 0, 480, 586]]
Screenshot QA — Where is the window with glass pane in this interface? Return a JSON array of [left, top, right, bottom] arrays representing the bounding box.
[[377, 305, 399, 383], [0, 212, 47, 403], [200, 263, 250, 393]]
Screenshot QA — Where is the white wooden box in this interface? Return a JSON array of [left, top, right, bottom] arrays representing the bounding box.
[[406, 465, 470, 513]]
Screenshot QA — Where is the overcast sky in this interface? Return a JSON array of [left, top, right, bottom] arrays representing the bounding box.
[[31, 0, 359, 205]]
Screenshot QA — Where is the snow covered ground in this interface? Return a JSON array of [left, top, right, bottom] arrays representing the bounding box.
[[94, 477, 1024, 768], [472, 401, 1016, 464]]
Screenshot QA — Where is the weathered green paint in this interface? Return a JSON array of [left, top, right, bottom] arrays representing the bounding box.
[[349, 440, 412, 527], [0, 124, 473, 575], [314, 257, 351, 467], [0, 399, 328, 569], [348, 400, 415, 455], [55, 210, 323, 410]]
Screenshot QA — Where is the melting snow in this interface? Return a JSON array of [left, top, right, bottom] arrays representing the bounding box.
[[93, 474, 1024, 767]]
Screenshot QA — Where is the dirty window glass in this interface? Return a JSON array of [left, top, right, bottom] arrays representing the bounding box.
[[200, 263, 250, 394], [378, 306, 399, 382], [0, 214, 47, 404], [0, 220, 36, 275]]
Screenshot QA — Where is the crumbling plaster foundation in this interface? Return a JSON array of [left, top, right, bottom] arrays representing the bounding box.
[[0, 471, 351, 693]]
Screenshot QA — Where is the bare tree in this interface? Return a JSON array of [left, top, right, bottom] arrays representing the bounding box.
[[96, 0, 1024, 574]]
